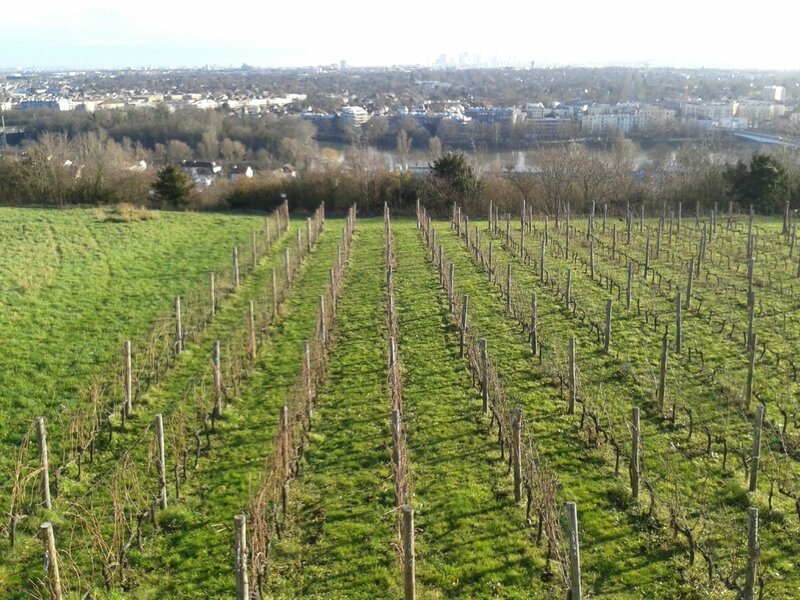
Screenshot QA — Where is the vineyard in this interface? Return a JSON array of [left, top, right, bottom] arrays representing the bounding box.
[[1, 202, 798, 599]]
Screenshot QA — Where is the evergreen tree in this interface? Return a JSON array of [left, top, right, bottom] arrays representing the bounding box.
[[154, 165, 192, 206]]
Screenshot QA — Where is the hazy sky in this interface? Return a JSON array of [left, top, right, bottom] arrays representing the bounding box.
[[2, 1, 799, 70]]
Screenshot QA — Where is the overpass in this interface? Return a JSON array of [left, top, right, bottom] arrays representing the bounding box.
[[733, 131, 800, 150]]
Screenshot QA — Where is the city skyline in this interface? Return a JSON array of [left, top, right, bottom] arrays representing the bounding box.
[[2, 1, 800, 71]]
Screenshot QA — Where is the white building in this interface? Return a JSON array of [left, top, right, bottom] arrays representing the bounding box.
[[762, 85, 786, 102], [340, 106, 369, 126]]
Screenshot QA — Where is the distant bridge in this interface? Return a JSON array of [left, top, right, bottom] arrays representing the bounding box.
[[733, 131, 800, 149]]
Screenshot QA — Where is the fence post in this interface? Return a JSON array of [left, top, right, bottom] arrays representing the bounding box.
[[39, 522, 62, 600], [271, 269, 278, 317], [233, 247, 240, 289], [540, 237, 546, 283], [307, 217, 313, 254], [531, 293, 538, 354], [285, 248, 291, 283], [480, 338, 489, 414], [506, 264, 511, 312], [403, 504, 416, 600], [213, 341, 222, 420], [657, 335, 668, 413], [604, 298, 612, 354], [565, 269, 572, 311], [747, 291, 755, 350], [319, 295, 327, 346], [247, 301, 256, 361], [36, 417, 52, 510], [749, 405, 764, 493], [686, 258, 694, 310], [644, 235, 650, 277], [568, 336, 577, 414], [744, 507, 759, 600], [390, 408, 401, 473], [675, 290, 682, 354], [210, 272, 216, 317], [567, 502, 582, 600], [589, 240, 595, 280], [234, 514, 249, 600], [745, 333, 757, 410], [488, 239, 493, 280], [155, 413, 167, 509], [626, 261, 633, 309], [512, 408, 522, 502], [123, 340, 132, 418], [631, 407, 640, 501], [252, 230, 258, 269], [175, 296, 183, 356]]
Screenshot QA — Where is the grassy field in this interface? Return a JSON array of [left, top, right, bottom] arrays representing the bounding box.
[[1, 209, 798, 599]]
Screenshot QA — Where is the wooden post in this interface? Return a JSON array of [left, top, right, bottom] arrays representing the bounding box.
[[747, 257, 755, 304], [210, 272, 216, 317], [565, 269, 572, 311], [155, 413, 167, 509], [656, 219, 662, 259], [566, 216, 571, 259], [402, 505, 416, 600], [505, 263, 511, 312], [213, 341, 222, 419], [626, 261, 633, 310], [745, 333, 757, 410], [589, 240, 595, 280], [747, 291, 755, 350], [488, 239, 493, 279], [36, 417, 52, 510], [271, 269, 278, 317], [306, 217, 312, 254], [252, 231, 258, 269], [631, 407, 640, 501], [531, 293, 538, 354], [568, 336, 577, 415], [790, 224, 796, 258], [480, 338, 489, 414], [677, 201, 682, 233], [512, 408, 522, 502], [265, 216, 271, 249], [460, 295, 469, 358], [783, 200, 791, 235], [174, 296, 183, 356], [233, 247, 240, 289], [285, 247, 291, 282], [123, 340, 132, 418], [612, 223, 617, 256], [604, 298, 612, 354], [644, 235, 650, 277], [319, 295, 327, 346], [39, 523, 62, 600], [657, 335, 668, 413], [247, 301, 256, 361], [602, 203, 607, 234], [744, 507, 759, 600], [390, 408, 401, 470], [749, 405, 764, 493], [448, 263, 455, 311], [540, 237, 546, 283], [234, 514, 249, 600], [567, 502, 582, 600], [505, 212, 510, 244], [685, 258, 694, 310], [675, 290, 682, 354]]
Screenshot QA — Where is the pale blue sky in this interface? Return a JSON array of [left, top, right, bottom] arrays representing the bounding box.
[[2, 1, 799, 70]]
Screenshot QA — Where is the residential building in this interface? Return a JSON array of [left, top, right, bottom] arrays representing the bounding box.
[[340, 106, 369, 126]]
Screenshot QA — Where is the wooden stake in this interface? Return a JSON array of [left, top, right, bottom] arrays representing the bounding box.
[[213, 341, 222, 420], [568, 336, 577, 414], [174, 296, 183, 356], [540, 237, 545, 283], [604, 298, 612, 354], [233, 247, 240, 288], [39, 522, 62, 600], [210, 272, 216, 317], [567, 502, 582, 600], [155, 413, 167, 509], [319, 295, 327, 346], [657, 335, 668, 413], [247, 301, 256, 361], [123, 340, 132, 418], [402, 505, 416, 600], [749, 405, 764, 493], [234, 514, 249, 600], [506, 264, 511, 312], [686, 258, 694, 310], [531, 293, 538, 354], [285, 248, 291, 282], [36, 417, 51, 510], [512, 408, 522, 502], [675, 290, 682, 354], [480, 338, 489, 414], [626, 261, 633, 310], [271, 269, 278, 317], [460, 295, 469, 358], [631, 407, 640, 501], [252, 230, 258, 269], [744, 507, 759, 600], [745, 333, 757, 410], [565, 269, 572, 311], [644, 235, 650, 277], [589, 240, 595, 280]]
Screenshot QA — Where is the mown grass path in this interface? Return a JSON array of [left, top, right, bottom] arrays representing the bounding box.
[[434, 222, 683, 598], [394, 221, 547, 599], [126, 221, 342, 598], [269, 219, 399, 599]]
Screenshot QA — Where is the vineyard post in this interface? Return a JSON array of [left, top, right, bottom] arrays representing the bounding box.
[[155, 413, 167, 509], [480, 338, 489, 414], [749, 405, 764, 493], [656, 218, 662, 259], [567, 502, 582, 600], [506, 264, 511, 312], [487, 199, 492, 230], [604, 298, 612, 354], [744, 507, 759, 600], [456, 206, 462, 236], [464, 216, 470, 247], [252, 231, 258, 269], [697, 227, 705, 277], [488, 239, 493, 279], [790, 223, 796, 258], [626, 261, 633, 309], [626, 205, 631, 245], [745, 333, 757, 410], [233, 247, 240, 288], [728, 200, 733, 230], [644, 235, 650, 277], [544, 215, 549, 244], [685, 259, 694, 310], [669, 211, 674, 242], [448, 264, 455, 312], [460, 295, 469, 358], [712, 202, 718, 235], [783, 200, 791, 235], [124, 340, 132, 418], [175, 296, 183, 356], [677, 201, 682, 233], [639, 202, 644, 232], [319, 295, 327, 346], [388, 335, 396, 370], [747, 291, 755, 350], [306, 217, 312, 254], [568, 336, 577, 414], [657, 335, 668, 413], [602, 203, 607, 234], [285, 248, 291, 283], [566, 269, 572, 311], [210, 272, 216, 316], [748, 206, 754, 251], [304, 340, 313, 420], [531, 293, 538, 354], [213, 341, 222, 420], [612, 224, 617, 256], [234, 514, 249, 600], [505, 212, 510, 244], [296, 228, 302, 257], [402, 504, 416, 600], [271, 269, 278, 317], [39, 523, 62, 600], [390, 408, 401, 473], [512, 408, 522, 502], [416, 198, 421, 229], [631, 407, 640, 501], [247, 301, 256, 361], [566, 215, 571, 258], [589, 240, 595, 280], [36, 417, 52, 509], [695, 200, 700, 227], [675, 291, 682, 354], [747, 258, 755, 306], [280, 406, 290, 511], [519, 222, 525, 259], [540, 237, 545, 283]]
